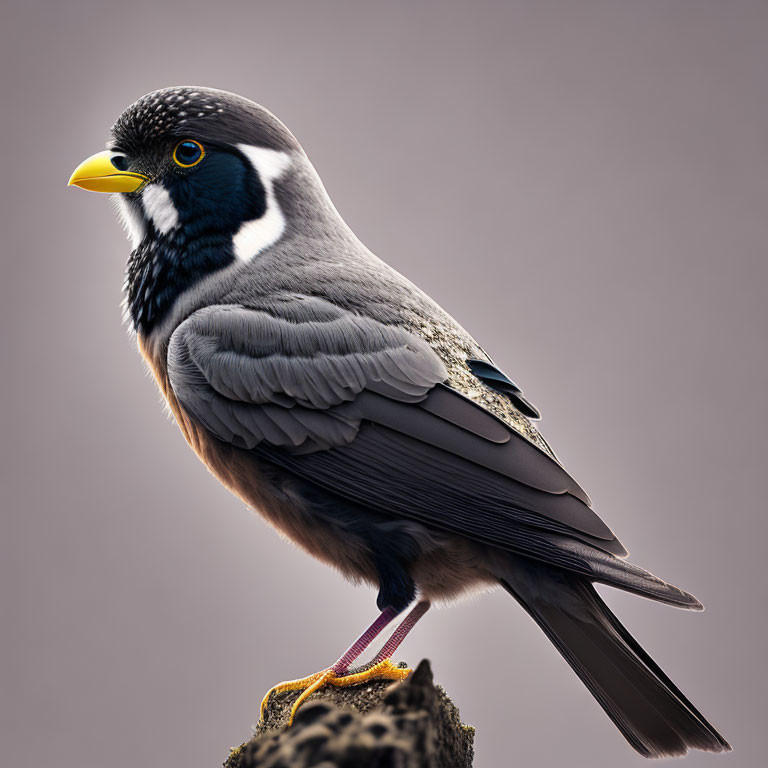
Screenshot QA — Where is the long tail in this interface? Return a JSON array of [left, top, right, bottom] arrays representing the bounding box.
[[500, 560, 731, 758]]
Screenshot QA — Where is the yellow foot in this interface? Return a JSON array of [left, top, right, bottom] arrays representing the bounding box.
[[259, 658, 411, 726]]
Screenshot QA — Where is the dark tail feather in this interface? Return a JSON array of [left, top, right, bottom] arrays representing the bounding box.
[[500, 562, 731, 758]]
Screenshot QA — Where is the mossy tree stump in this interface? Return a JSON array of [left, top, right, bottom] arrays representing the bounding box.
[[225, 660, 474, 767]]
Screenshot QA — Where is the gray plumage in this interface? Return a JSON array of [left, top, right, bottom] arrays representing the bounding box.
[[168, 299, 446, 450], [80, 87, 729, 759]]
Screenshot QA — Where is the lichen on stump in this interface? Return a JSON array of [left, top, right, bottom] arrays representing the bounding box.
[[226, 660, 474, 768]]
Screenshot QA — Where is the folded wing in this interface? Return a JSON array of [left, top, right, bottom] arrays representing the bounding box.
[[167, 296, 700, 608]]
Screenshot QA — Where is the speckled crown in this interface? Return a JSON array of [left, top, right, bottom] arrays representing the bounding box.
[[112, 86, 300, 153]]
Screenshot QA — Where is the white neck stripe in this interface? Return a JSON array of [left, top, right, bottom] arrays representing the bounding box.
[[142, 184, 179, 235], [233, 145, 292, 262]]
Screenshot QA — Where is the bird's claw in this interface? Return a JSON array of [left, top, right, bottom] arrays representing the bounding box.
[[259, 657, 411, 726]]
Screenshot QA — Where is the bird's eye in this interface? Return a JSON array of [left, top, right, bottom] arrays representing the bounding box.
[[173, 140, 204, 168], [110, 154, 129, 171]]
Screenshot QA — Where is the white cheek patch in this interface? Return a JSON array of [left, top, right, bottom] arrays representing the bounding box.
[[233, 144, 292, 262], [112, 195, 146, 248], [141, 183, 179, 234]]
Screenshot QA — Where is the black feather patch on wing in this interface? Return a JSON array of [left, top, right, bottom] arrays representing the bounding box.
[[467, 358, 541, 419]]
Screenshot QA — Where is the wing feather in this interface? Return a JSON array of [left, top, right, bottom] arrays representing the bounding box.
[[162, 296, 700, 605]]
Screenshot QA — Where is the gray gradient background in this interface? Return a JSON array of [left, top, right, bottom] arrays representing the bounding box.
[[2, 1, 766, 766]]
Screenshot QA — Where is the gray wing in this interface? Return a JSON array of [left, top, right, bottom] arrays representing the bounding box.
[[167, 296, 699, 609], [167, 298, 447, 452]]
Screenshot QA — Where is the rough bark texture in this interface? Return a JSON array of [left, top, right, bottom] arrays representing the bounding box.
[[225, 660, 474, 768]]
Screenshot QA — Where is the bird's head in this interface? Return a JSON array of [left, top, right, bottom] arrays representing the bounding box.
[[69, 87, 333, 335]]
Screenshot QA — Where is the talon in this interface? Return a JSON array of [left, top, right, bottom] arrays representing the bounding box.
[[288, 669, 335, 725], [258, 669, 327, 723], [330, 657, 411, 687], [259, 658, 412, 727]]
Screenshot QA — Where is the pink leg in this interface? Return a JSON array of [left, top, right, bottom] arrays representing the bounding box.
[[330, 605, 400, 675], [370, 599, 431, 664], [260, 601, 432, 726]]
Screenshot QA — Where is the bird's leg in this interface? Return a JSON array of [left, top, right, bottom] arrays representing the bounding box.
[[259, 605, 401, 724], [322, 599, 432, 685], [259, 600, 431, 726], [367, 598, 431, 666], [329, 605, 401, 675]]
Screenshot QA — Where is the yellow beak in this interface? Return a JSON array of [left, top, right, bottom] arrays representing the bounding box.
[[68, 150, 148, 193]]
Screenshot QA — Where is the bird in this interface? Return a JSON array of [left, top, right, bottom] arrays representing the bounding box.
[[69, 86, 730, 759]]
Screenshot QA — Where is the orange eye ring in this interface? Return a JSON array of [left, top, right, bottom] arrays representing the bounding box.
[[173, 140, 205, 168]]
